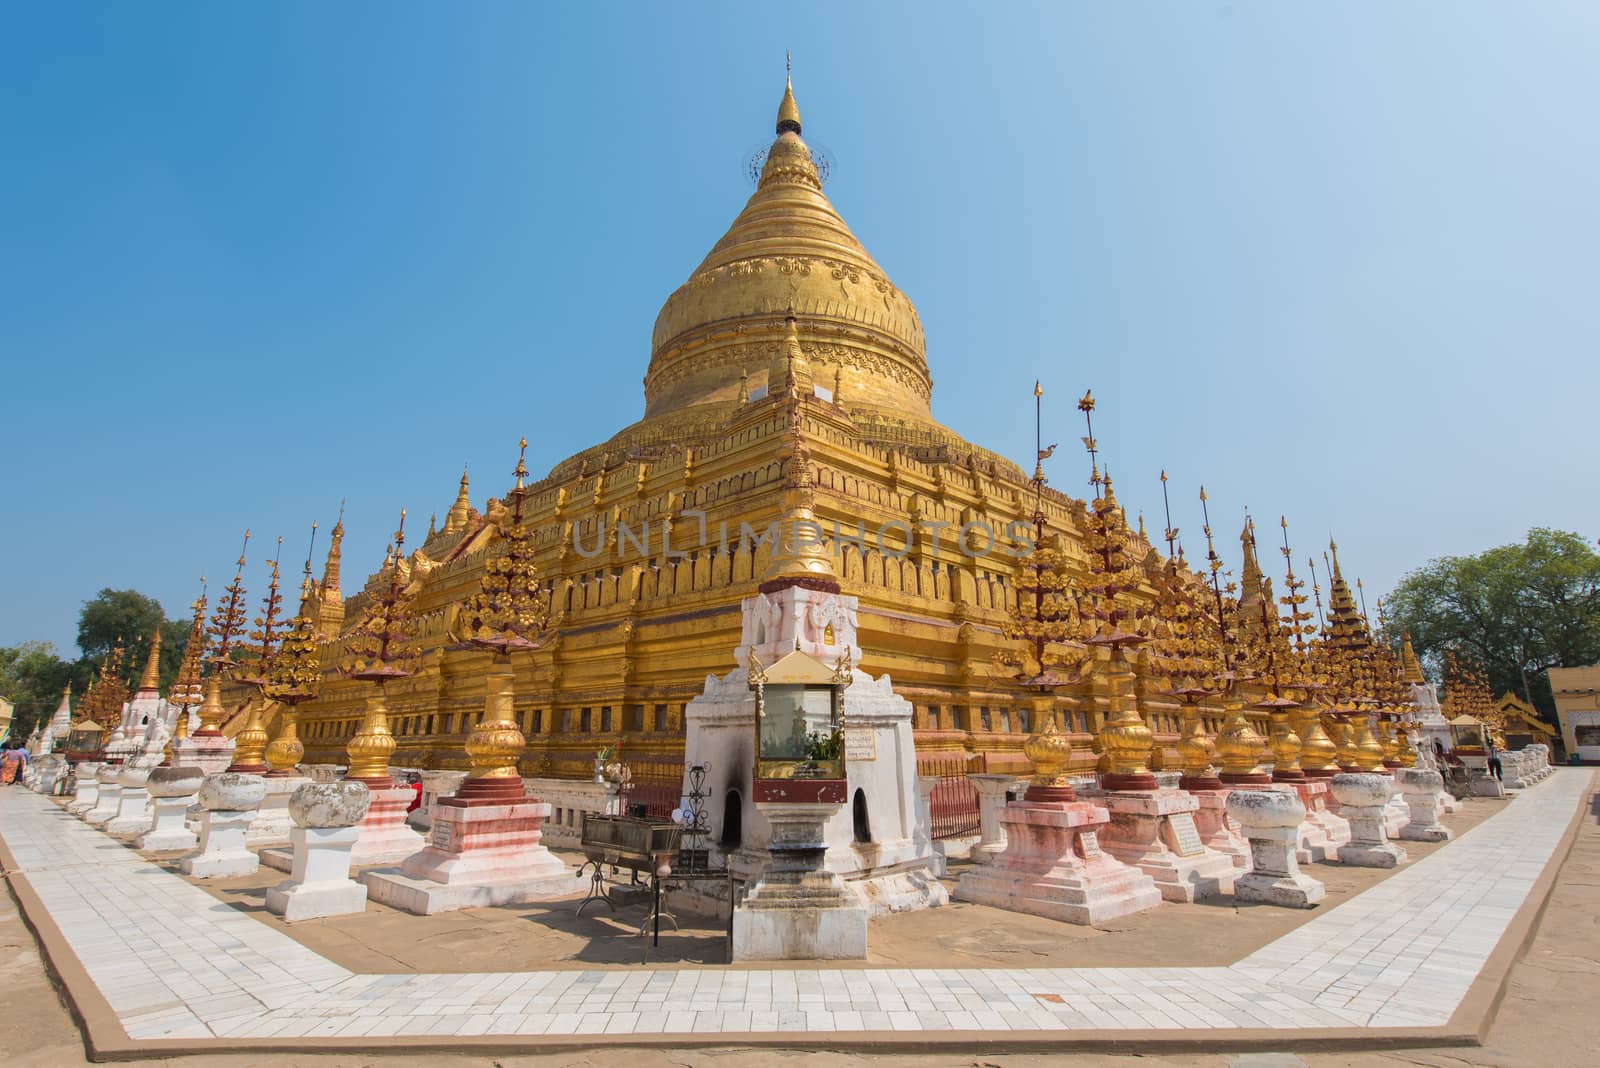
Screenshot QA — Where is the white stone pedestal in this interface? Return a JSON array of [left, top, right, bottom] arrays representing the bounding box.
[[347, 783, 426, 867], [171, 734, 236, 776], [267, 828, 367, 920], [1331, 773, 1409, 868], [31, 756, 66, 797], [1081, 787, 1236, 903], [1189, 788, 1251, 870], [178, 773, 266, 878], [1398, 768, 1452, 843], [138, 767, 205, 851], [1293, 778, 1351, 853], [266, 782, 372, 921], [106, 767, 155, 840], [1227, 788, 1325, 908], [733, 797, 869, 961], [954, 796, 1162, 925], [66, 762, 103, 815], [84, 767, 123, 827], [969, 773, 1026, 866], [363, 786, 580, 914], [246, 775, 311, 847]]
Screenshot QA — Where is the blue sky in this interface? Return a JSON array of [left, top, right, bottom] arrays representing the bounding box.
[[3, 3, 1597, 653]]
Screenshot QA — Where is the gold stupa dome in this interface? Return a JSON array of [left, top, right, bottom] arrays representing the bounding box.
[[643, 72, 931, 423]]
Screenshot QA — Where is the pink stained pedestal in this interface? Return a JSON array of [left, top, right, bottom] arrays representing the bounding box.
[[346, 783, 426, 867], [953, 799, 1162, 925], [361, 788, 580, 914], [1189, 789, 1251, 870], [1083, 788, 1238, 903], [1292, 779, 1350, 852]]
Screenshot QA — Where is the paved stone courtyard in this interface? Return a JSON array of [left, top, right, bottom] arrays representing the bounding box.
[[0, 769, 1591, 1060]]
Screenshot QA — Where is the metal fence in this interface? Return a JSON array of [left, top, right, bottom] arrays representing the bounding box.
[[921, 754, 981, 840], [620, 762, 685, 820]]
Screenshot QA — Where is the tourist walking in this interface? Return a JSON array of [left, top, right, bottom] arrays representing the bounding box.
[[0, 743, 28, 785]]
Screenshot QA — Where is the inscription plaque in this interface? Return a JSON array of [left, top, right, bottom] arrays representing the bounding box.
[[1168, 811, 1204, 856], [843, 729, 877, 762]]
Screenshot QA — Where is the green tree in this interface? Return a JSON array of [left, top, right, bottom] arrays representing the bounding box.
[[1385, 528, 1600, 721], [0, 641, 73, 740], [74, 588, 189, 692]]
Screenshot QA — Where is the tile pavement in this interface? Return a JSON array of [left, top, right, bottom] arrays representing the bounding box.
[[0, 769, 1587, 1045]]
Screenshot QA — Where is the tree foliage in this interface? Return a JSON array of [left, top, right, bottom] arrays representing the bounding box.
[[1385, 528, 1600, 720], [73, 588, 188, 692], [0, 641, 73, 740]]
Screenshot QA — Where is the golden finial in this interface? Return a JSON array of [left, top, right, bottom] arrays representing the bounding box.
[[1077, 389, 1100, 498], [777, 54, 802, 134], [514, 436, 529, 490], [1158, 470, 1179, 559], [737, 369, 750, 404]]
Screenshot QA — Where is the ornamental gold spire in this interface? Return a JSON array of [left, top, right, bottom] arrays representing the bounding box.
[[136, 627, 162, 696], [197, 532, 250, 737], [997, 382, 1081, 802], [341, 508, 421, 786], [456, 438, 555, 799], [262, 523, 323, 775], [1072, 395, 1159, 791], [162, 581, 207, 765], [1196, 487, 1270, 784]]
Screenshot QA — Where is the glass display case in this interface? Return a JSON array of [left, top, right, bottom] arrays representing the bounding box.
[[749, 649, 850, 782]]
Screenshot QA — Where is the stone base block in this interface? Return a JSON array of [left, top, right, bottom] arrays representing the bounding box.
[[1234, 869, 1326, 908], [953, 799, 1162, 925], [851, 867, 951, 913], [258, 847, 294, 873], [266, 881, 367, 922], [732, 901, 868, 961], [178, 810, 259, 878], [1338, 841, 1408, 868], [84, 789, 123, 827], [1399, 822, 1451, 843], [106, 813, 154, 841], [137, 827, 198, 852], [348, 786, 426, 867], [361, 867, 584, 915], [359, 795, 582, 915], [179, 848, 259, 878]]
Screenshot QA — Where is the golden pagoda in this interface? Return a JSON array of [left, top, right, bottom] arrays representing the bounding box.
[[287, 72, 1209, 784]]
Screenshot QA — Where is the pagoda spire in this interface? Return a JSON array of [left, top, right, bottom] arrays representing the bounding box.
[[1238, 516, 1267, 607], [316, 502, 345, 639], [1401, 632, 1425, 685], [777, 52, 801, 134], [136, 628, 162, 696], [446, 467, 472, 533]]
